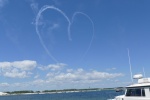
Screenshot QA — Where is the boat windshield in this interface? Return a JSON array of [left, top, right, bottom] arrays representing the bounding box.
[[125, 88, 145, 97]]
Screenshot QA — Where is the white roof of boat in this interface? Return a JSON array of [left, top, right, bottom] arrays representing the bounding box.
[[126, 78, 150, 88], [126, 82, 150, 88]]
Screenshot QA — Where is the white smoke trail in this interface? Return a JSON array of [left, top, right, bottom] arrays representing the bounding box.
[[127, 48, 133, 83], [35, 5, 71, 62], [35, 5, 94, 62], [72, 12, 95, 58]]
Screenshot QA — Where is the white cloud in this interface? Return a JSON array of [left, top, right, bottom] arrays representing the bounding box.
[[0, 60, 37, 78], [38, 63, 67, 71], [0, 62, 11, 71], [12, 60, 37, 71], [47, 63, 66, 71], [0, 61, 124, 90], [4, 69, 27, 78], [46, 68, 124, 84], [0, 60, 37, 71], [0, 82, 9, 87], [18, 68, 123, 90]]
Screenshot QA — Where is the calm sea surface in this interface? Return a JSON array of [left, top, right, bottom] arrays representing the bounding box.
[[0, 90, 124, 100]]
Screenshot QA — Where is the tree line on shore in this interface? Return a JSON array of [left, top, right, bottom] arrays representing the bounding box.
[[3, 88, 115, 94]]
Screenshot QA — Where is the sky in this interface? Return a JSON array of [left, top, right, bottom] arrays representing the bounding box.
[[0, 0, 150, 91]]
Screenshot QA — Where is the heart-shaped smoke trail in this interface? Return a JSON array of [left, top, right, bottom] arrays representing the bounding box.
[[72, 12, 95, 58], [35, 5, 94, 63], [35, 5, 71, 63]]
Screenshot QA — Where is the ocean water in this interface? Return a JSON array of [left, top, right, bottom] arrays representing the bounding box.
[[0, 90, 124, 100]]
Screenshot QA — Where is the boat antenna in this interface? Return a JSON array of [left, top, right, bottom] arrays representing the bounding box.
[[143, 67, 146, 77], [127, 48, 133, 83]]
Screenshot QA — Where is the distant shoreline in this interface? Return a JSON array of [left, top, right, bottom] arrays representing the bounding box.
[[1, 88, 118, 96]]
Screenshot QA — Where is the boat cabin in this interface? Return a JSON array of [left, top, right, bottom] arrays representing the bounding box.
[[115, 75, 150, 100]]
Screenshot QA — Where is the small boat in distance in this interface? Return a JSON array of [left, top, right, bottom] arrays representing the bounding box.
[[115, 87, 124, 92], [109, 74, 150, 100]]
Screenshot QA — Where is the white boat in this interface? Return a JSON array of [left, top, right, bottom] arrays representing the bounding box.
[[109, 74, 150, 100]]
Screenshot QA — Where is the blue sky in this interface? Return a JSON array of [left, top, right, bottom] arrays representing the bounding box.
[[0, 0, 150, 91]]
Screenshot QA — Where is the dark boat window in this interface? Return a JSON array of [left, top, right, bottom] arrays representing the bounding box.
[[142, 88, 145, 96], [126, 88, 145, 96]]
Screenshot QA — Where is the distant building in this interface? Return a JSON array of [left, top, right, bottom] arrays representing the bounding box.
[[0, 92, 8, 96]]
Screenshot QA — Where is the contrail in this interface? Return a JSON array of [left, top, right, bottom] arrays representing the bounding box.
[[35, 5, 94, 62], [127, 48, 133, 83], [72, 12, 95, 58], [35, 5, 71, 63]]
